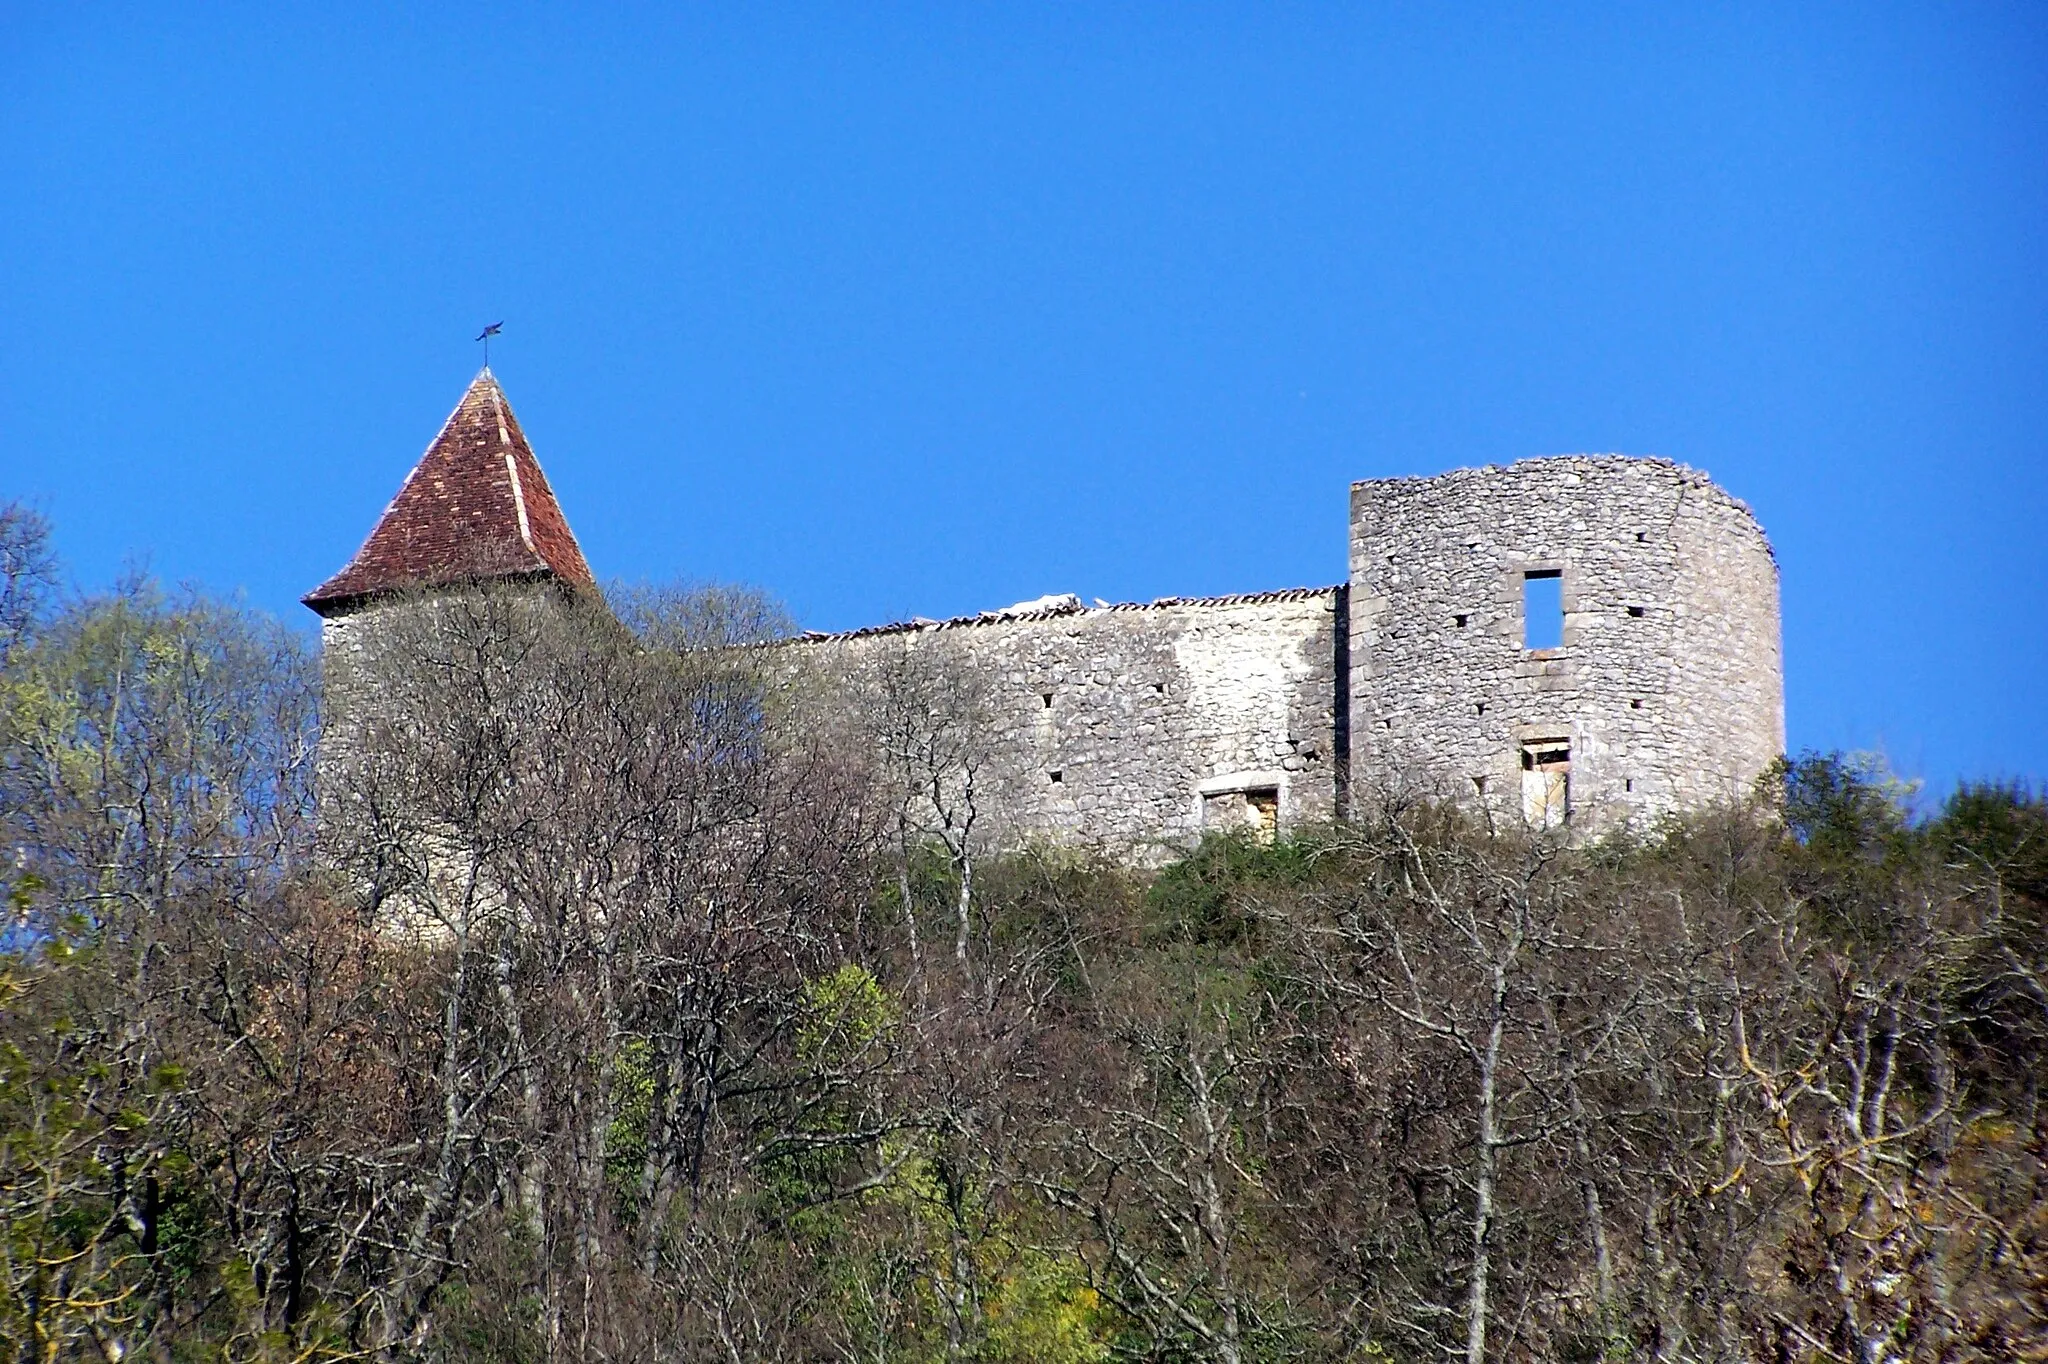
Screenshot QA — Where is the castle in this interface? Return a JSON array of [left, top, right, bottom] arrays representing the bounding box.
[[307, 370, 1785, 848]]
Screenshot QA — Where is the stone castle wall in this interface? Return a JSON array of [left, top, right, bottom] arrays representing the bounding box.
[[315, 444, 1784, 852], [1347, 456, 1783, 831], [796, 589, 1346, 853]]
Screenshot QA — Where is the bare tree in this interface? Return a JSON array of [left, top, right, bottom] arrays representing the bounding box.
[[834, 634, 1000, 970], [320, 580, 889, 1359], [0, 578, 320, 1357], [0, 499, 56, 669]]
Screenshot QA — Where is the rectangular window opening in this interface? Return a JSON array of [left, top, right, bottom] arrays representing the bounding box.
[[1454, 613, 1469, 628], [1520, 740, 1570, 829], [1523, 570, 1564, 650], [1042, 692, 1054, 708], [1626, 604, 1646, 619], [1203, 786, 1281, 841], [1048, 770, 1063, 785]]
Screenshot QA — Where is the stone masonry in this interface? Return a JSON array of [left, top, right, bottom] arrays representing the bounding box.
[[1349, 456, 1784, 830], [799, 588, 1346, 854], [309, 372, 1786, 854]]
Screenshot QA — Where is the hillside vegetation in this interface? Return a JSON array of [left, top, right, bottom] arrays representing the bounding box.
[[2, 507, 2043, 1363]]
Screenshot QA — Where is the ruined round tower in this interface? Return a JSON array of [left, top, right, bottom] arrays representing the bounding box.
[[1348, 456, 1784, 830]]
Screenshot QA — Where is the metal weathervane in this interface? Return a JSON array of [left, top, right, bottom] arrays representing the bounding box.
[[475, 321, 504, 367]]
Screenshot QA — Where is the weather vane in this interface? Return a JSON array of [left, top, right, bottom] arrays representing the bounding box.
[[475, 321, 503, 368]]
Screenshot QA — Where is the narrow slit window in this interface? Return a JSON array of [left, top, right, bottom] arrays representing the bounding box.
[[1523, 571, 1563, 650]]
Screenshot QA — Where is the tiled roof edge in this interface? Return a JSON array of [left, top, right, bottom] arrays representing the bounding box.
[[796, 585, 1341, 642]]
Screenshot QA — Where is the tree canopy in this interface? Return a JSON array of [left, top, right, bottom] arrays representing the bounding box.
[[2, 502, 2042, 1362]]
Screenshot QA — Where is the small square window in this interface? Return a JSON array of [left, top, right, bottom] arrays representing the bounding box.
[[1626, 605, 1646, 619]]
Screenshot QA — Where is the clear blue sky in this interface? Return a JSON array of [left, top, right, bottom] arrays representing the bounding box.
[[2, 4, 2043, 799]]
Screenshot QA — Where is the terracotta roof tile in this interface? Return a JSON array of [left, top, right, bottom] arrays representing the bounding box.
[[304, 370, 594, 614]]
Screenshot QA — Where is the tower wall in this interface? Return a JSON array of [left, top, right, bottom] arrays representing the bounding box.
[[1347, 456, 1782, 830]]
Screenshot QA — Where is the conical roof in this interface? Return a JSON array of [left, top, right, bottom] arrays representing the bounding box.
[[304, 369, 595, 614]]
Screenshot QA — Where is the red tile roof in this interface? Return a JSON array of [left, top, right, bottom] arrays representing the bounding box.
[[304, 369, 595, 614]]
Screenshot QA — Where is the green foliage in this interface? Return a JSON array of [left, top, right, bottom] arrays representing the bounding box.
[[802, 962, 898, 1067], [1932, 780, 2048, 906], [1777, 749, 1914, 863], [1143, 829, 1325, 946], [977, 1247, 1110, 1364], [605, 1037, 656, 1202]]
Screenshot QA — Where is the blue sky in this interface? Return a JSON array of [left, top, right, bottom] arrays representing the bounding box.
[[2, 4, 2043, 798]]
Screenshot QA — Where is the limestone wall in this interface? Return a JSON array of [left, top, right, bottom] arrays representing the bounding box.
[[1348, 456, 1783, 831], [797, 589, 1346, 853]]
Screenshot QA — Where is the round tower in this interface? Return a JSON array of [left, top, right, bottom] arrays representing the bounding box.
[[1347, 456, 1783, 830]]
